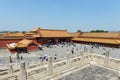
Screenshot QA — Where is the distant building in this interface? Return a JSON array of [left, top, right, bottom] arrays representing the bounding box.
[[30, 27, 72, 44], [0, 27, 72, 48], [7, 39, 39, 53], [70, 32, 81, 37], [0, 32, 36, 48], [1, 27, 120, 49], [72, 32, 120, 48]]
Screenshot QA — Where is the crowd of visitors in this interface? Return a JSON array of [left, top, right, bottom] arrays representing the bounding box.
[[0, 42, 119, 65]]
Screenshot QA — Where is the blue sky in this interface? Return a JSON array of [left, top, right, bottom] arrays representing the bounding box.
[[0, 0, 120, 32]]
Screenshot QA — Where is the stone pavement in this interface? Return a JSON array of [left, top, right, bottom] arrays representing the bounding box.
[[59, 65, 119, 80], [0, 43, 120, 65], [0, 52, 119, 80]]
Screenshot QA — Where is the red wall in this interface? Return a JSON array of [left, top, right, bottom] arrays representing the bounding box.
[[0, 39, 38, 48], [8, 49, 16, 53], [0, 39, 21, 48], [8, 46, 39, 53], [27, 46, 39, 51]]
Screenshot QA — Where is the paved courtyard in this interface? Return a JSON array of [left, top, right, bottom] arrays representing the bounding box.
[[0, 43, 120, 65], [0, 43, 120, 79], [59, 65, 119, 80]]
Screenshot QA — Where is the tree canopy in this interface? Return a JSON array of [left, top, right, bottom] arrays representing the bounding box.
[[0, 30, 27, 33], [90, 30, 108, 32]]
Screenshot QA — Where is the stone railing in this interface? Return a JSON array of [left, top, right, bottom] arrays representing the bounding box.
[[0, 51, 92, 80], [0, 50, 120, 80], [27, 53, 91, 80], [0, 62, 23, 80], [0, 73, 18, 80], [93, 53, 120, 70]]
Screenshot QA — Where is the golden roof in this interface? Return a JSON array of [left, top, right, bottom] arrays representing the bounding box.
[[30, 27, 40, 32], [25, 32, 35, 35], [16, 39, 33, 47], [0, 33, 35, 39], [72, 37, 120, 44], [70, 32, 81, 37], [5, 32, 24, 36], [7, 39, 39, 49], [30, 27, 72, 38], [1, 27, 72, 39], [6, 43, 17, 49], [32, 34, 40, 37], [79, 32, 120, 39], [38, 29, 71, 38]]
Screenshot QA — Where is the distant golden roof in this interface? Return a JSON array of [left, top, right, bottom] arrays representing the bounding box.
[[0, 32, 35, 39], [9, 34, 24, 36], [5, 32, 24, 36], [30, 27, 72, 38], [7, 39, 39, 49], [30, 27, 40, 32], [32, 34, 40, 37], [25, 32, 35, 35], [16, 32, 24, 34], [1, 27, 73, 39], [6, 32, 12, 34], [79, 32, 120, 39], [16, 39, 34, 47], [6, 43, 17, 49], [70, 32, 81, 37], [38, 29, 71, 38], [72, 37, 120, 44]]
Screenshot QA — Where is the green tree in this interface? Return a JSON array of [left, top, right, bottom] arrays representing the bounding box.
[[90, 30, 108, 32]]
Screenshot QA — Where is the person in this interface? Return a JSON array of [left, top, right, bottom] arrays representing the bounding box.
[[76, 48, 78, 51], [55, 54, 57, 56], [42, 55, 47, 62], [54, 55, 57, 60], [42, 57, 44, 62], [103, 53, 105, 55], [19, 54, 23, 60], [46, 58, 48, 61], [39, 44, 42, 50], [9, 56, 12, 63], [71, 49, 74, 54], [39, 54, 42, 59], [21, 55, 23, 60], [71, 48, 74, 54], [16, 53, 19, 60]]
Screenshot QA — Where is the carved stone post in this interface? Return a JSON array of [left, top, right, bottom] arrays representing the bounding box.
[[80, 51, 84, 65], [66, 53, 71, 69], [104, 51, 109, 66], [19, 61, 27, 80], [48, 56, 53, 76], [8, 64, 13, 74], [90, 48, 94, 61], [26, 61, 29, 69], [16, 60, 18, 68], [6, 61, 9, 68], [8, 64, 14, 80], [80, 51, 84, 57], [118, 66, 120, 79]]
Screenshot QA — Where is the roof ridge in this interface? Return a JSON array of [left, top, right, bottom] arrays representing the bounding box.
[[39, 28, 67, 31]]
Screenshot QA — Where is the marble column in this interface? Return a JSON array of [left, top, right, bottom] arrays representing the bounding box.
[[8, 64, 13, 74], [90, 48, 94, 61], [80, 51, 84, 65], [104, 51, 109, 66], [26, 61, 29, 69], [19, 61, 27, 80], [66, 53, 71, 69], [80, 51, 84, 57], [48, 56, 53, 76]]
